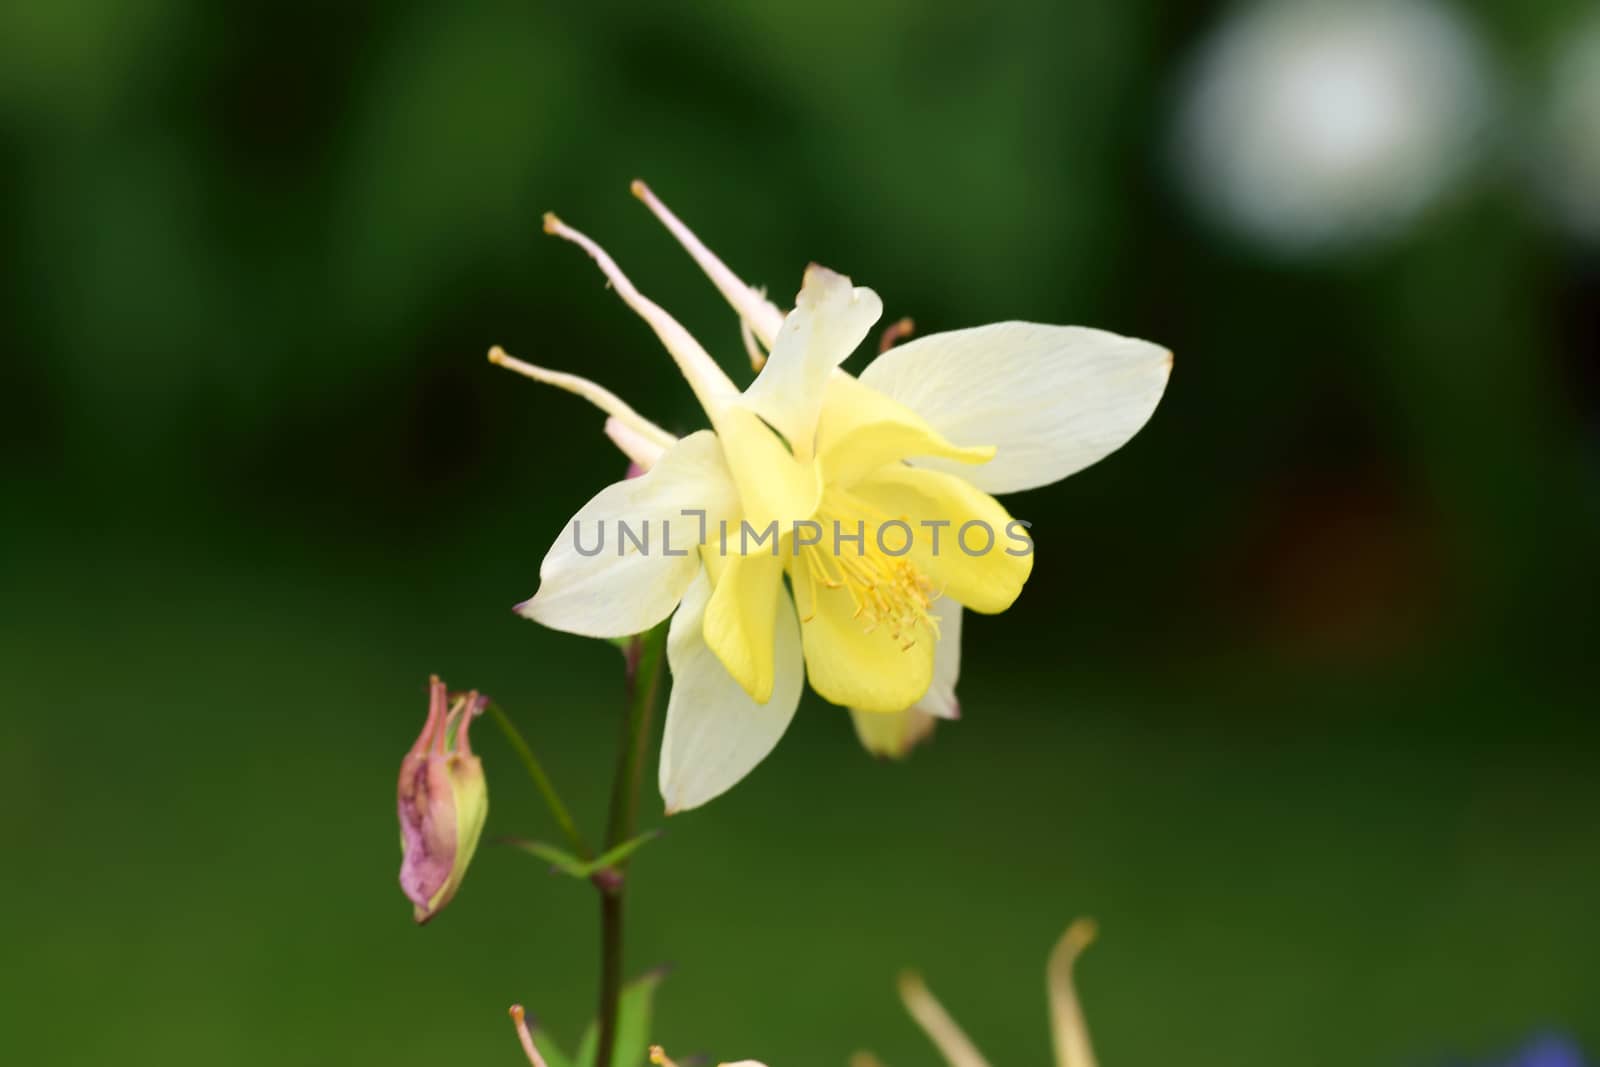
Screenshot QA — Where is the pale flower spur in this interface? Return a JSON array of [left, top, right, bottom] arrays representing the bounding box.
[[506, 919, 1104, 1067]]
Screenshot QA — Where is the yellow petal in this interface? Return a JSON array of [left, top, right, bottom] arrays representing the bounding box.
[[790, 554, 935, 713], [713, 404, 822, 527], [816, 373, 994, 488], [703, 549, 787, 703], [847, 467, 1033, 615]]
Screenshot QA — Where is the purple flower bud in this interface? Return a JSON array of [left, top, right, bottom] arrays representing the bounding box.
[[398, 676, 489, 924]]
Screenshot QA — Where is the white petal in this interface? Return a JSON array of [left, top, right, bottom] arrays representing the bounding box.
[[659, 569, 804, 813], [742, 265, 882, 460], [517, 432, 736, 638], [918, 599, 962, 720], [858, 323, 1172, 494]]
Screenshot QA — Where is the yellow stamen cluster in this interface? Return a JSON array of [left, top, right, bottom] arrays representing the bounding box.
[[800, 504, 941, 649]]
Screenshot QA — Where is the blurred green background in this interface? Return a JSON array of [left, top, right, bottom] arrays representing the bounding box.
[[3, 1, 1597, 1064]]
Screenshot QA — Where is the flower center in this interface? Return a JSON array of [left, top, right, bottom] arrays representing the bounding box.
[[798, 498, 942, 650]]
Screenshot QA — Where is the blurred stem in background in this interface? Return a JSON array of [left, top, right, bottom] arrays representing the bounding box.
[[485, 621, 669, 1066], [596, 624, 670, 1067]]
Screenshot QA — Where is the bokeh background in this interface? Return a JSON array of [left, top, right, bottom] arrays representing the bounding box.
[[3, 1, 1597, 1064]]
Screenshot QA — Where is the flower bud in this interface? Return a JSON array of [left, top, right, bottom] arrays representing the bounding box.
[[398, 675, 489, 924], [850, 706, 938, 760]]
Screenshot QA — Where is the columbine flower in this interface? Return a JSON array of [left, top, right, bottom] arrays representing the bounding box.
[[856, 919, 1101, 1067], [493, 183, 1170, 810], [397, 675, 489, 924]]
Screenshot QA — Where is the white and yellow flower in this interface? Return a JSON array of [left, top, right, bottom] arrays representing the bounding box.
[[494, 183, 1170, 812]]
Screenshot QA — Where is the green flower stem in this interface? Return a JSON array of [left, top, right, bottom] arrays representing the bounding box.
[[487, 701, 591, 861], [594, 622, 669, 1067], [605, 624, 670, 850]]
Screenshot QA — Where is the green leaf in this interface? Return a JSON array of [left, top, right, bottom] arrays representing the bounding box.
[[588, 831, 661, 873], [529, 1027, 575, 1067], [574, 1024, 597, 1067], [609, 968, 665, 1067], [568, 969, 665, 1067], [505, 831, 661, 881], [505, 839, 592, 879]]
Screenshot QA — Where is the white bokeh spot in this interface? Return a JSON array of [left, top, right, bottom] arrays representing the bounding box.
[[1174, 0, 1496, 255], [1534, 13, 1600, 243]]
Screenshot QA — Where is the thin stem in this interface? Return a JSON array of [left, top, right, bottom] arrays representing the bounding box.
[[593, 623, 670, 1067], [606, 625, 669, 849], [487, 701, 591, 861], [596, 890, 624, 1067]]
